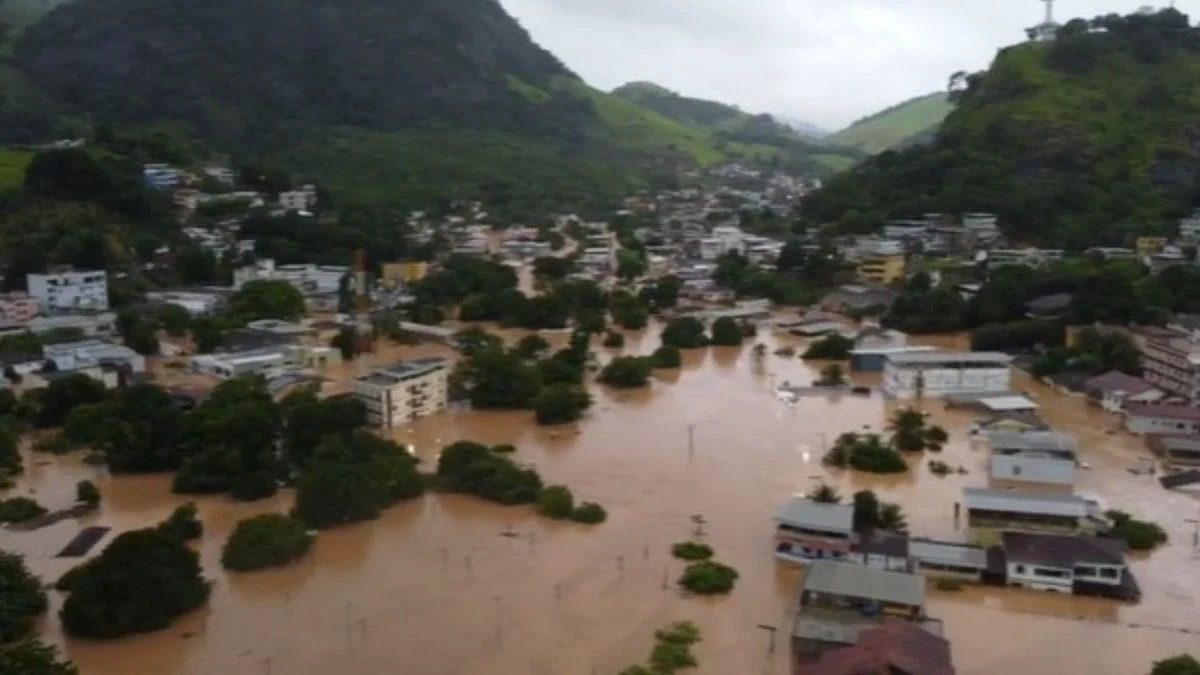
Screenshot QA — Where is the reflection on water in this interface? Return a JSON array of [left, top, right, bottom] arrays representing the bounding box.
[[3, 323, 1198, 674]]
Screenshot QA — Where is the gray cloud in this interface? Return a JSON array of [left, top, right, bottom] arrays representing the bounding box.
[[498, 0, 1199, 130]]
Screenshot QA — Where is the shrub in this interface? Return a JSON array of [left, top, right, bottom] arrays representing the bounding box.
[[0, 497, 47, 524], [570, 502, 607, 524], [824, 433, 907, 474], [0, 639, 77, 675], [661, 318, 708, 349], [491, 444, 517, 454], [436, 441, 543, 505], [678, 560, 739, 594], [1106, 510, 1169, 550], [599, 356, 654, 388], [0, 552, 48, 642], [709, 317, 744, 346], [537, 485, 575, 519], [815, 363, 847, 387], [602, 331, 625, 348], [533, 384, 592, 425], [222, 514, 313, 571], [803, 334, 854, 359], [621, 621, 702, 675], [928, 460, 952, 476], [59, 529, 209, 638], [671, 541, 714, 561], [651, 346, 682, 369], [75, 480, 100, 506], [157, 503, 203, 541], [1152, 655, 1200, 675]]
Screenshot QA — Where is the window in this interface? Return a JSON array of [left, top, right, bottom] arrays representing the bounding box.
[[1015, 565, 1025, 574], [1099, 568, 1119, 579], [1012, 466, 1022, 476]]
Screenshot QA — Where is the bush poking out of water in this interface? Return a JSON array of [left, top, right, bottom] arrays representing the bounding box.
[[602, 331, 625, 349], [678, 560, 739, 595], [222, 514, 313, 572], [0, 497, 47, 524], [1106, 510, 1169, 551], [537, 485, 574, 519], [157, 503, 203, 541], [620, 621, 703, 675], [570, 502, 607, 524], [1152, 655, 1200, 675], [652, 346, 682, 369], [491, 444, 517, 454], [935, 577, 965, 592], [824, 433, 907, 474], [0, 552, 48, 642], [671, 541, 714, 561], [75, 481, 100, 506], [928, 460, 952, 477]]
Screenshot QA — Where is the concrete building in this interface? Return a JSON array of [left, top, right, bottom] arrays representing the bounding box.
[[145, 291, 225, 316], [794, 620, 955, 675], [847, 531, 910, 572], [1001, 532, 1130, 596], [27, 312, 116, 338], [908, 539, 989, 582], [234, 260, 349, 294], [963, 488, 1102, 536], [354, 358, 449, 429], [1083, 370, 1165, 412], [774, 498, 856, 564], [1148, 435, 1200, 469], [987, 432, 1078, 492], [882, 352, 1012, 399], [27, 270, 109, 312], [1123, 403, 1200, 436], [1131, 327, 1200, 403], [1179, 209, 1200, 240], [43, 340, 146, 375], [143, 163, 185, 191], [0, 292, 39, 323], [278, 185, 318, 212], [856, 253, 906, 286], [381, 261, 429, 288], [191, 344, 339, 380]]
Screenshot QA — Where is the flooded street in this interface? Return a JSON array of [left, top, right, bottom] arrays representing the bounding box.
[[4, 324, 1199, 674]]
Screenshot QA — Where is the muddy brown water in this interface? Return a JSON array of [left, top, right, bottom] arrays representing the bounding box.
[[3, 325, 1198, 674]]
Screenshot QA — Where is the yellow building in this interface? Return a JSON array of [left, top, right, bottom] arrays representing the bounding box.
[[381, 261, 429, 288], [1136, 237, 1167, 257], [857, 254, 907, 286]]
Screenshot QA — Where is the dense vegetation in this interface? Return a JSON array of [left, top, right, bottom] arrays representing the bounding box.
[[671, 541, 714, 561], [824, 433, 907, 473], [889, 409, 949, 453], [292, 432, 424, 528], [1106, 510, 1169, 551], [678, 560, 739, 595], [222, 514, 314, 571], [619, 621, 703, 675], [59, 529, 209, 638], [1152, 655, 1200, 675], [803, 334, 854, 360], [805, 9, 1200, 248], [0, 552, 47, 642]]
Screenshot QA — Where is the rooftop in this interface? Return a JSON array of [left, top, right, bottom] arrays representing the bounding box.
[[1001, 531, 1126, 568], [1084, 371, 1160, 397], [908, 539, 988, 570], [357, 358, 448, 387], [986, 431, 1078, 456], [776, 499, 855, 534], [793, 620, 956, 675], [962, 488, 1091, 518], [1124, 403, 1200, 422], [802, 560, 926, 608], [885, 351, 1012, 366]]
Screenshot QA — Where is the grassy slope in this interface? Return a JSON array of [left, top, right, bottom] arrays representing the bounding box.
[[827, 92, 954, 154], [0, 148, 31, 190]]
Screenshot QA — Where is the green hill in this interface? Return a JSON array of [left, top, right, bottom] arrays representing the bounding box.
[[826, 92, 953, 153], [0, 0, 850, 216], [803, 8, 1200, 249], [611, 81, 861, 174]]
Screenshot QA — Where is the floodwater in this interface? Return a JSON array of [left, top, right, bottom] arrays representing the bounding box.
[[4, 323, 1199, 675]]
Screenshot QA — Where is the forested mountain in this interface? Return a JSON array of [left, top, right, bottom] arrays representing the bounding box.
[[825, 92, 953, 154], [611, 81, 860, 173], [804, 9, 1200, 249], [0, 0, 849, 215]]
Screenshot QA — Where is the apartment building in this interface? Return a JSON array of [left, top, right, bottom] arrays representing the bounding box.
[[1131, 327, 1200, 402], [354, 358, 449, 429], [27, 270, 109, 312], [882, 352, 1012, 399], [0, 292, 40, 323]]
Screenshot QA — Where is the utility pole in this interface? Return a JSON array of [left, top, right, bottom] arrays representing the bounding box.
[[755, 624, 778, 656]]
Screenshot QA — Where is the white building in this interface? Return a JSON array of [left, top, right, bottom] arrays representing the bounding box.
[[43, 340, 146, 374], [883, 352, 1012, 399], [191, 344, 340, 380], [987, 432, 1078, 491], [145, 291, 225, 316], [1002, 532, 1127, 594], [354, 358, 449, 429], [27, 270, 109, 312], [234, 259, 348, 294], [278, 184, 318, 213], [1179, 209, 1200, 240]]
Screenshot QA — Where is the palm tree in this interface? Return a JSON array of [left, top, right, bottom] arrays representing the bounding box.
[[807, 483, 841, 504], [878, 503, 909, 534]]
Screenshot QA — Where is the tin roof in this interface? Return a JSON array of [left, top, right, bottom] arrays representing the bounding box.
[[775, 499, 854, 534], [963, 488, 1091, 518], [803, 560, 926, 608]]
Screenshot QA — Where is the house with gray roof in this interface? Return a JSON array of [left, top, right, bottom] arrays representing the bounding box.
[[986, 431, 1078, 492], [963, 487, 1103, 535], [774, 498, 855, 565], [1001, 532, 1135, 598], [1084, 370, 1165, 412]]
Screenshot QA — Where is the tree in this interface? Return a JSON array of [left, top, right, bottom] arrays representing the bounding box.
[[853, 490, 908, 533], [599, 356, 654, 388], [0, 497, 47, 523], [117, 308, 159, 356], [330, 326, 359, 361], [229, 280, 306, 322], [175, 377, 282, 497], [537, 485, 574, 519], [533, 384, 591, 425], [1106, 510, 1168, 550], [803, 334, 854, 360], [888, 409, 948, 452], [279, 391, 367, 467], [661, 318, 708, 349], [1152, 655, 1200, 675], [456, 346, 542, 409], [824, 434, 907, 474], [59, 529, 210, 638], [570, 502, 606, 524], [0, 419, 20, 476], [652, 346, 682, 369], [532, 256, 575, 281], [617, 249, 647, 281], [709, 317, 744, 346], [222, 514, 313, 571], [32, 374, 107, 428], [602, 330, 625, 348], [293, 433, 424, 528], [0, 552, 48, 642], [0, 640, 78, 675], [514, 334, 550, 359], [678, 560, 739, 594], [156, 304, 192, 336], [82, 384, 187, 473], [807, 483, 841, 504], [815, 363, 847, 387], [75, 480, 100, 505], [23, 149, 113, 203], [436, 441, 543, 505], [157, 503, 203, 541]]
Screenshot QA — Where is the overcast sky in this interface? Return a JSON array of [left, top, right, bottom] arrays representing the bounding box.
[[498, 0, 1198, 130]]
